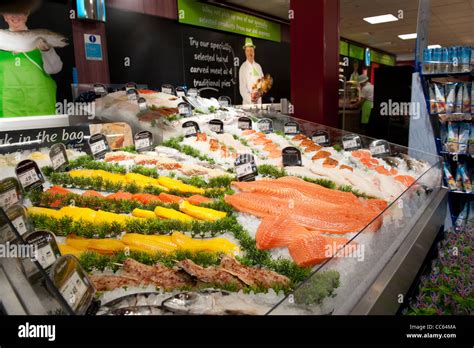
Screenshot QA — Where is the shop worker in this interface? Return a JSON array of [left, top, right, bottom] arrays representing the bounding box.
[[352, 75, 374, 125], [0, 1, 63, 117], [239, 38, 264, 105]]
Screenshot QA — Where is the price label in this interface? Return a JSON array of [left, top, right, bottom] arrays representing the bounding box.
[[11, 215, 28, 236], [187, 88, 199, 98], [282, 147, 302, 167], [284, 122, 300, 135], [0, 180, 20, 210], [138, 97, 147, 111], [234, 154, 258, 182], [178, 102, 193, 117], [60, 271, 89, 311], [258, 119, 273, 134], [93, 84, 107, 95], [369, 140, 391, 157], [36, 244, 57, 269], [15, 160, 44, 193], [209, 119, 224, 134], [176, 91, 186, 97], [134, 131, 154, 153], [182, 121, 200, 138], [162, 85, 174, 95], [0, 189, 18, 209], [49, 143, 69, 172], [125, 82, 137, 91], [238, 117, 252, 130], [88, 133, 110, 160], [342, 134, 362, 151], [218, 96, 231, 107], [312, 131, 330, 145], [24, 230, 61, 272], [127, 88, 138, 101]]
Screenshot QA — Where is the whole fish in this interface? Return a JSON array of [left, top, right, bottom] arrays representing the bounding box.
[[161, 290, 270, 315], [0, 29, 68, 53]]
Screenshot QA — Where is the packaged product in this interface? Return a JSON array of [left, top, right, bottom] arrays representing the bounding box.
[[434, 83, 446, 114], [462, 82, 471, 114], [458, 122, 470, 154], [455, 203, 468, 228], [446, 122, 459, 152], [445, 84, 456, 114], [454, 84, 463, 113], [459, 164, 472, 193], [455, 166, 464, 191], [443, 163, 457, 190], [470, 123, 474, 155], [429, 84, 437, 114]]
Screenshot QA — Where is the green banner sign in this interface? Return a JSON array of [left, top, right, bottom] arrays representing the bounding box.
[[371, 50, 396, 66], [339, 41, 349, 56], [177, 0, 281, 42]]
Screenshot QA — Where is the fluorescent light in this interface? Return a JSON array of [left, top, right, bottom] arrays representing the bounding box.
[[398, 33, 417, 40], [363, 14, 398, 24], [427, 44, 442, 49]]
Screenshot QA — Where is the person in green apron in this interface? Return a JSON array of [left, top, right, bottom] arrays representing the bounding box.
[[352, 75, 374, 125], [239, 38, 264, 105], [0, 7, 63, 117]]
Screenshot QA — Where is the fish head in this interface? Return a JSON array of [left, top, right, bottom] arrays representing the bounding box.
[[162, 292, 215, 314]]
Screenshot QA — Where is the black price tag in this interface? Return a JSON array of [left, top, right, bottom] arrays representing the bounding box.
[[182, 121, 200, 138], [238, 117, 252, 130], [342, 134, 362, 151], [282, 147, 302, 167], [209, 119, 224, 134], [369, 140, 391, 158], [0, 177, 22, 210], [138, 97, 148, 111], [15, 160, 44, 193], [134, 131, 154, 153], [161, 84, 175, 95], [49, 255, 96, 314], [176, 86, 187, 97], [178, 102, 193, 117], [284, 121, 300, 136], [218, 96, 231, 107], [88, 133, 110, 160], [125, 82, 137, 91], [23, 230, 61, 271], [49, 143, 69, 172], [93, 84, 107, 96], [258, 118, 273, 134], [234, 154, 258, 182], [127, 88, 139, 101], [312, 130, 330, 146], [0, 204, 31, 242], [187, 88, 199, 98]]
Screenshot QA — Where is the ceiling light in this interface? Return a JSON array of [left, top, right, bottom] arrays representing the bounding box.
[[363, 14, 398, 24], [427, 44, 441, 49], [398, 33, 417, 40]]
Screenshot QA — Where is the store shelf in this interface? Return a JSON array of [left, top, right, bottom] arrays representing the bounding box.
[[421, 71, 474, 78], [448, 190, 474, 195]]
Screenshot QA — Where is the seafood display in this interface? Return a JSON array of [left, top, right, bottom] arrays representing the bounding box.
[[0, 104, 442, 316]]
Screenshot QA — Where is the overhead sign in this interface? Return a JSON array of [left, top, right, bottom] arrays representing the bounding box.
[[177, 0, 281, 42], [84, 34, 103, 61]]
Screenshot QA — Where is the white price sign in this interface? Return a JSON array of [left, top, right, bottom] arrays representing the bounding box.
[[238, 121, 250, 129], [90, 140, 107, 155], [60, 271, 88, 311], [210, 124, 222, 133], [176, 91, 186, 97], [12, 216, 28, 236], [184, 126, 197, 136], [371, 145, 386, 155], [259, 123, 270, 132], [285, 126, 297, 134], [35, 244, 57, 269], [312, 135, 327, 144], [18, 169, 40, 188], [162, 87, 173, 95], [51, 152, 66, 170], [236, 162, 254, 177], [0, 189, 19, 209], [135, 138, 150, 150], [343, 139, 358, 150]]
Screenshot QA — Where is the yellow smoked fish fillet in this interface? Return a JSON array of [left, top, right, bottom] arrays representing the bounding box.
[[58, 244, 83, 257], [124, 173, 169, 191], [179, 200, 226, 222], [154, 206, 194, 222], [132, 208, 156, 219], [27, 207, 63, 219], [94, 210, 133, 225], [66, 235, 126, 255], [171, 232, 240, 255], [122, 233, 178, 254], [59, 206, 97, 223], [157, 177, 205, 195]]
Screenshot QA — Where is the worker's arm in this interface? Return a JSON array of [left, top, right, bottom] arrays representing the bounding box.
[[352, 97, 366, 108], [41, 48, 63, 75]]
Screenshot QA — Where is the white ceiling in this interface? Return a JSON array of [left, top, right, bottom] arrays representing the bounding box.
[[221, 0, 474, 57]]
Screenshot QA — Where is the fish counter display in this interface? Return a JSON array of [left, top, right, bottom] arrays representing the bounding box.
[[0, 108, 444, 315]]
